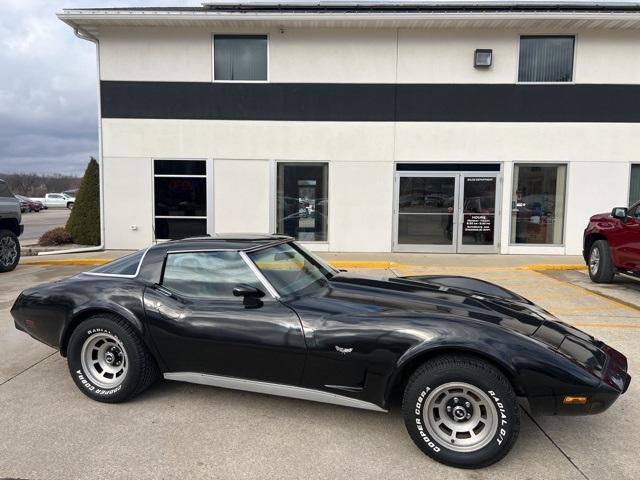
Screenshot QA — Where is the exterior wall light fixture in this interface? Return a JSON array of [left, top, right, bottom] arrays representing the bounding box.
[[474, 49, 493, 68]]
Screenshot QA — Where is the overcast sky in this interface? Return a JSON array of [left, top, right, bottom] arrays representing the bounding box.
[[0, 1, 623, 175], [0, 0, 200, 175]]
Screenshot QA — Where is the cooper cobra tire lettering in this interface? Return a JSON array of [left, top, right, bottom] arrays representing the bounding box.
[[413, 387, 440, 452], [75, 369, 122, 395], [402, 355, 520, 468]]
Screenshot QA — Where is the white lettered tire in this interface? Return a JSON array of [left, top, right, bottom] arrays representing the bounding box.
[[402, 355, 520, 468], [67, 314, 158, 403]]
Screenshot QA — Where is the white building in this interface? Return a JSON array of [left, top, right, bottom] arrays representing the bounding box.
[[58, 1, 640, 255]]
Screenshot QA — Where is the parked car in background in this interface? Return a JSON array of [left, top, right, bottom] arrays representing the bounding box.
[[30, 192, 75, 209], [15, 195, 43, 213], [0, 179, 23, 272], [583, 200, 640, 282], [16, 196, 28, 213]]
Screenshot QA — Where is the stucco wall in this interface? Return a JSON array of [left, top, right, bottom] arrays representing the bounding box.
[[97, 25, 640, 253], [98, 26, 640, 84]]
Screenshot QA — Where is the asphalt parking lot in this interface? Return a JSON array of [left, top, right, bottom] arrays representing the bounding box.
[[20, 208, 71, 243], [0, 260, 638, 480]]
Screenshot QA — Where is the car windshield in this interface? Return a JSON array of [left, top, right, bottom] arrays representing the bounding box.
[[248, 242, 336, 297]]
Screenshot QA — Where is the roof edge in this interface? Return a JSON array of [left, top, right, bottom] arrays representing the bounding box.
[[202, 0, 640, 9]]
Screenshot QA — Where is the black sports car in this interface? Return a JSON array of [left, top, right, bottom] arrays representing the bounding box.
[[11, 235, 630, 468]]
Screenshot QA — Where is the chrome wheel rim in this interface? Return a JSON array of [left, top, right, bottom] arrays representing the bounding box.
[[0, 236, 18, 267], [80, 332, 128, 389], [423, 382, 498, 453], [589, 248, 600, 275]]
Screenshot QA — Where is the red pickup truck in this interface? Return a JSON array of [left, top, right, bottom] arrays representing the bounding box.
[[583, 202, 640, 283]]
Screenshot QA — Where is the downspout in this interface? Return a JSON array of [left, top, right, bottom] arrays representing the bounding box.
[[39, 26, 105, 255]]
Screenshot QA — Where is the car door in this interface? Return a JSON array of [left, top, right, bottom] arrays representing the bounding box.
[[47, 194, 63, 207], [143, 250, 307, 386], [246, 243, 374, 395], [614, 205, 640, 270]]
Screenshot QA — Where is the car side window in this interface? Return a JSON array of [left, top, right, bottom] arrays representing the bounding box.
[[0, 181, 12, 198], [162, 251, 263, 300]]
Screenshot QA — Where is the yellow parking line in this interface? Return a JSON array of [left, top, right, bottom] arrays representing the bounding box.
[[530, 270, 639, 313], [572, 323, 640, 329], [518, 264, 587, 271], [549, 305, 628, 314], [329, 261, 400, 269]]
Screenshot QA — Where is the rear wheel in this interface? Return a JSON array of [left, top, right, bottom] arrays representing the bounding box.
[[67, 314, 159, 403], [588, 240, 615, 283], [402, 355, 520, 469], [0, 229, 20, 273]]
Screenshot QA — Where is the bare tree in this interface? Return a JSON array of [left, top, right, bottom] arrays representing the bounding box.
[[0, 172, 81, 197]]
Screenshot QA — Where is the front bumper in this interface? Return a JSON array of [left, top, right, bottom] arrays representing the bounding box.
[[529, 344, 631, 416], [18, 224, 24, 236]]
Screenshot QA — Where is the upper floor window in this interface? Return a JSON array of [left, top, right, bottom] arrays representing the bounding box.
[[214, 35, 268, 81], [518, 36, 575, 83]]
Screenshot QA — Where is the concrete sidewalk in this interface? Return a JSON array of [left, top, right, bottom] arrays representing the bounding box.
[[1, 256, 637, 480]]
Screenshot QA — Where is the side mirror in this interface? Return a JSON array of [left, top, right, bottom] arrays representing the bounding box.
[[232, 284, 265, 298], [233, 284, 265, 309], [611, 207, 628, 220]]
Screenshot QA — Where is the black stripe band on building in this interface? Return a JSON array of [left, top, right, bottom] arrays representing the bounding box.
[[101, 81, 640, 123]]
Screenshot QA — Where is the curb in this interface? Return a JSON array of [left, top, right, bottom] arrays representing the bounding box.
[[18, 258, 402, 269], [20, 258, 112, 266], [19, 257, 587, 272]]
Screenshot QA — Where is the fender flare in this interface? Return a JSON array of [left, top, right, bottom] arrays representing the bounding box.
[[383, 339, 525, 407], [59, 302, 145, 356]]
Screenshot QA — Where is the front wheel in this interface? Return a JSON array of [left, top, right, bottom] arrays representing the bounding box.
[[67, 314, 159, 403], [0, 229, 20, 273], [402, 355, 520, 469], [67, 202, 74, 209], [588, 240, 615, 283]]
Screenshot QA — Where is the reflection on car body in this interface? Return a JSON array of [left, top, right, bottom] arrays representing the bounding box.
[[10, 235, 631, 468]]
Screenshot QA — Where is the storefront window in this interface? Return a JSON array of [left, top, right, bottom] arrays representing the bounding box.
[[276, 163, 328, 242], [629, 165, 640, 206], [154, 160, 207, 240], [511, 164, 566, 245]]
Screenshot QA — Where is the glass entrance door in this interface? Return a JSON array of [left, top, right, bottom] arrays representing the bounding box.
[[395, 174, 459, 253], [394, 172, 500, 253], [457, 175, 498, 253]]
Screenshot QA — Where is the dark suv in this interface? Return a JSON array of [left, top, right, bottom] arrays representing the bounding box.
[[0, 179, 23, 272], [583, 200, 640, 283]]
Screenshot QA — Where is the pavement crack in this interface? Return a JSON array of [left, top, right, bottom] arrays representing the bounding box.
[[0, 351, 57, 387], [522, 407, 590, 480]]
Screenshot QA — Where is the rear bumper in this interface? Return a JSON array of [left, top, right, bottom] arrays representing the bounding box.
[[18, 224, 24, 236], [529, 344, 630, 416]]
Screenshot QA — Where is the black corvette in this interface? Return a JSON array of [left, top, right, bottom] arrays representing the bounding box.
[[11, 235, 630, 468]]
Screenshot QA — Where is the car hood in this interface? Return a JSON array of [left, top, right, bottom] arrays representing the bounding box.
[[323, 273, 544, 336], [590, 212, 612, 221], [318, 273, 609, 375]]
